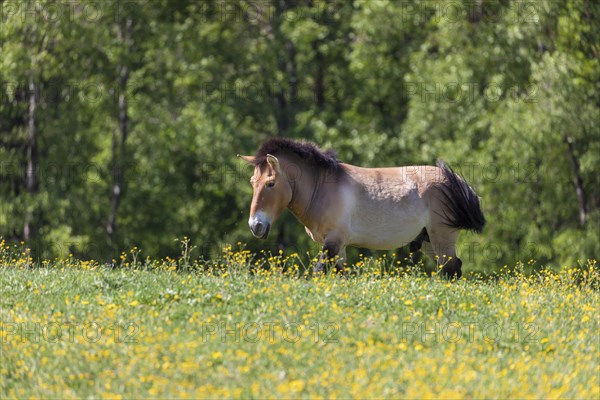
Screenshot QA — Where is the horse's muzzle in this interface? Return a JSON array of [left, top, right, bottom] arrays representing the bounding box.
[[249, 220, 270, 239]]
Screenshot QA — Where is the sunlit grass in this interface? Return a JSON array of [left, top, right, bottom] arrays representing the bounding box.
[[1, 239, 598, 398]]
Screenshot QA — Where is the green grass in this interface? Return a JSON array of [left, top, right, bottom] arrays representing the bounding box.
[[1, 248, 599, 398]]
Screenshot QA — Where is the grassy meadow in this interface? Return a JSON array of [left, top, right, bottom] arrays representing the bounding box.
[[1, 241, 599, 399]]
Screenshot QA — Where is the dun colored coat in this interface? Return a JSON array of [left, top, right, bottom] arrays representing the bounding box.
[[240, 138, 485, 278]]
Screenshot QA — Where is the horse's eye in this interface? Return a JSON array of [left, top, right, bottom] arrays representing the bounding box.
[[266, 181, 275, 188]]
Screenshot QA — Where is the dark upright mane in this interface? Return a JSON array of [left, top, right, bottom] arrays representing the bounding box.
[[254, 137, 339, 170]]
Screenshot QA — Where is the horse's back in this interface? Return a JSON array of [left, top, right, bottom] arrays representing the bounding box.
[[341, 163, 444, 199], [339, 164, 443, 249]]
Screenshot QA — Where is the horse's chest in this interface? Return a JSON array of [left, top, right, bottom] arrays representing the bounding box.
[[304, 226, 319, 242]]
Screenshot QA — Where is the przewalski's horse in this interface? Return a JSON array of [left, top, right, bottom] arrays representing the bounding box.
[[239, 138, 485, 278]]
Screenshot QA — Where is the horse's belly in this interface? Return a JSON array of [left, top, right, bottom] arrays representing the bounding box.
[[347, 194, 428, 250], [350, 221, 426, 250]]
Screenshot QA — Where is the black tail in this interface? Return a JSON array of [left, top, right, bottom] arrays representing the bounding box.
[[437, 160, 486, 233]]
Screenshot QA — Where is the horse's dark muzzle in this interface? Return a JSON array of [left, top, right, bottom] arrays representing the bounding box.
[[250, 222, 270, 239]]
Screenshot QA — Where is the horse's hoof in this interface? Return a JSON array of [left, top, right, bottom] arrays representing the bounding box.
[[440, 258, 462, 280], [441, 269, 462, 280], [313, 264, 326, 276]]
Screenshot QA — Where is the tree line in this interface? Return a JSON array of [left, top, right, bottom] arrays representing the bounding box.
[[1, 0, 598, 270]]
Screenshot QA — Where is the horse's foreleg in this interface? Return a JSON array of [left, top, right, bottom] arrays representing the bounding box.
[[420, 241, 436, 262], [314, 240, 343, 275], [333, 247, 348, 273]]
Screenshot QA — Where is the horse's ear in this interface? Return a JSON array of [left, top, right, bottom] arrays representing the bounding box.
[[266, 154, 282, 173], [237, 155, 255, 164]]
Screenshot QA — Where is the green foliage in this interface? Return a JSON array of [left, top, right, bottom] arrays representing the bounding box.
[[0, 0, 598, 268]]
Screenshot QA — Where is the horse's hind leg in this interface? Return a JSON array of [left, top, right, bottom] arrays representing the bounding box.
[[409, 228, 429, 264], [442, 256, 462, 279], [426, 225, 462, 279]]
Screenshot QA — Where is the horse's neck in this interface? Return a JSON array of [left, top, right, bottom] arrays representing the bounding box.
[[285, 162, 321, 227]]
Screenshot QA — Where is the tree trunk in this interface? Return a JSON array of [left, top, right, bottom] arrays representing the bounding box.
[[313, 41, 325, 109], [286, 39, 297, 124], [274, 90, 288, 135], [564, 135, 587, 227], [269, 2, 297, 137], [276, 222, 286, 254], [106, 16, 132, 247], [24, 77, 39, 242], [468, 0, 483, 23]]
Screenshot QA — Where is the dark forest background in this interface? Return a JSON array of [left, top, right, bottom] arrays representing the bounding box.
[[1, 0, 598, 270]]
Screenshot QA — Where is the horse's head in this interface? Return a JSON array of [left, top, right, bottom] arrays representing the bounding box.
[[239, 154, 293, 239]]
